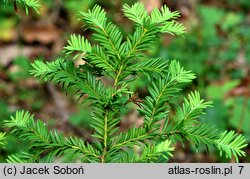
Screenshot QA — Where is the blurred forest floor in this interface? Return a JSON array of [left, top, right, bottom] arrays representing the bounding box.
[[0, 0, 250, 162]]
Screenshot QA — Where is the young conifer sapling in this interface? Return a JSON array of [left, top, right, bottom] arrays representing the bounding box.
[[3, 3, 247, 163]]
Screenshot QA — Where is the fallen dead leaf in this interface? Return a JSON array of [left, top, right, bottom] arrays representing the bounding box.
[[20, 23, 61, 45]]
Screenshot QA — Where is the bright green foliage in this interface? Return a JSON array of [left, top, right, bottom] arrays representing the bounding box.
[[64, 34, 92, 59], [0, 132, 6, 148], [3, 0, 41, 14], [30, 58, 86, 95], [119, 140, 174, 163], [216, 131, 247, 162], [4, 3, 247, 163], [161, 3, 250, 151], [5, 111, 100, 162]]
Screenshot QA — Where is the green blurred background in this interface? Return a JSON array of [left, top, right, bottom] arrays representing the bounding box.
[[0, 0, 249, 162]]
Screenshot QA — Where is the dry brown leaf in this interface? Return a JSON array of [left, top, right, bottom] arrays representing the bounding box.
[[20, 23, 61, 44]]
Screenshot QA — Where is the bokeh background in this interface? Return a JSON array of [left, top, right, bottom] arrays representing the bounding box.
[[0, 0, 250, 162]]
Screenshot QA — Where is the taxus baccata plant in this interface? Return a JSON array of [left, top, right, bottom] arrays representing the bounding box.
[[4, 3, 247, 163]]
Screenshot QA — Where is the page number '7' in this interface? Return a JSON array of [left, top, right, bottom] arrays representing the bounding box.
[[238, 166, 244, 174]]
